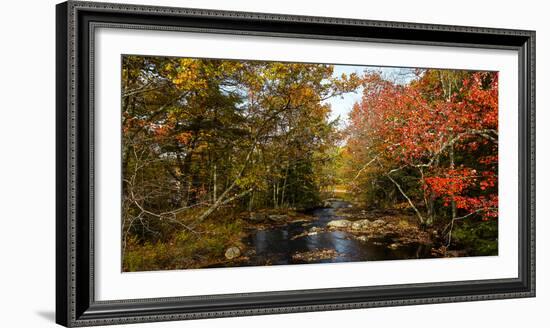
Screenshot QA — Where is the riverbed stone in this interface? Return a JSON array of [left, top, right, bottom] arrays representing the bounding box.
[[268, 214, 288, 222], [356, 235, 369, 242], [327, 219, 352, 228], [388, 243, 400, 250], [224, 246, 241, 260], [371, 219, 387, 227], [351, 219, 372, 230]]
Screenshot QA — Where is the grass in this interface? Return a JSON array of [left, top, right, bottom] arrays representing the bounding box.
[[123, 215, 246, 272]]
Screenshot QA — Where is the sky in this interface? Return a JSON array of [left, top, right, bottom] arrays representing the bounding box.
[[325, 65, 418, 127]]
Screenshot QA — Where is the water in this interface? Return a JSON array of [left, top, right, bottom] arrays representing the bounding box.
[[239, 200, 432, 266]]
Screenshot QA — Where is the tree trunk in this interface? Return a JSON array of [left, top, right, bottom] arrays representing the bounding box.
[[195, 188, 253, 224], [248, 191, 254, 211], [426, 156, 440, 226], [450, 144, 457, 221], [213, 164, 217, 203], [281, 165, 289, 208]]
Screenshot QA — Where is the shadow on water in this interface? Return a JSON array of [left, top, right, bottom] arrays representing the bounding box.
[[237, 200, 432, 266]]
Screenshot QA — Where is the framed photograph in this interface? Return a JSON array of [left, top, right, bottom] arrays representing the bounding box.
[[56, 0, 535, 326]]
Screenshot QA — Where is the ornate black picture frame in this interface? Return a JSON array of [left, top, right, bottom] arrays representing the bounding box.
[[56, 1, 535, 326]]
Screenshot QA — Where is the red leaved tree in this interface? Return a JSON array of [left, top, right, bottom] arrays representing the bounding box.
[[345, 70, 498, 238]]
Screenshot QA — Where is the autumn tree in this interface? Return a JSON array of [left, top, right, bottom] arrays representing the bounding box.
[[345, 69, 498, 240], [121, 56, 359, 253]]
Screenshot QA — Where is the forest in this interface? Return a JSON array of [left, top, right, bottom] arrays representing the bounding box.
[[121, 55, 498, 271]]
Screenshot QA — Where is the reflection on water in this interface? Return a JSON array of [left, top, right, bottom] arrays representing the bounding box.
[[239, 200, 432, 266]]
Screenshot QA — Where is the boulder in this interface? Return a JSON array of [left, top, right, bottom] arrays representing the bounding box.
[[268, 214, 288, 222], [388, 243, 400, 250], [371, 219, 387, 227], [309, 226, 322, 233], [356, 235, 369, 242], [327, 219, 352, 228], [224, 246, 241, 260], [351, 219, 372, 230]]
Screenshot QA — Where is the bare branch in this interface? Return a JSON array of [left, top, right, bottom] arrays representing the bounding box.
[[381, 162, 425, 224]]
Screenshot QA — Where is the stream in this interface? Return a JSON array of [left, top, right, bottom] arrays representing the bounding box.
[[240, 200, 432, 266]]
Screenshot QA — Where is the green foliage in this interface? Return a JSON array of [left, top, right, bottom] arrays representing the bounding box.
[[451, 220, 498, 256]]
